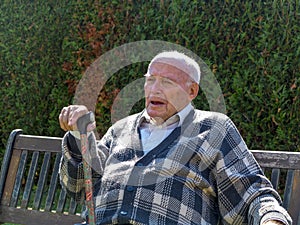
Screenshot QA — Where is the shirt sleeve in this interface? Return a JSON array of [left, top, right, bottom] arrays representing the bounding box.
[[212, 116, 292, 224], [59, 132, 86, 202], [248, 194, 292, 225], [59, 131, 108, 203]]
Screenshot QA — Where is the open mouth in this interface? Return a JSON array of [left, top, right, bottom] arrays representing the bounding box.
[[150, 100, 165, 105]]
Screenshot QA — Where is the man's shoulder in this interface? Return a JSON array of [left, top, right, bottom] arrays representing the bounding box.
[[193, 109, 230, 124], [111, 112, 143, 128]]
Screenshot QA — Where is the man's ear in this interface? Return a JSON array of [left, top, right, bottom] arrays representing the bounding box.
[[189, 82, 199, 100]]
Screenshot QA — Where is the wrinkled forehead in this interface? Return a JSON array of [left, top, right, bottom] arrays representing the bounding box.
[[146, 53, 200, 84], [146, 62, 191, 83]]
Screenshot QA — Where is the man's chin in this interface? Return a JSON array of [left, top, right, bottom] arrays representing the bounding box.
[[146, 109, 166, 120]]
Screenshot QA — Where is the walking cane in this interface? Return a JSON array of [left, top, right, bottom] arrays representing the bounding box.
[[77, 112, 96, 225]]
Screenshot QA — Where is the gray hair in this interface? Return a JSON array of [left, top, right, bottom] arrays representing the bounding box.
[[146, 51, 201, 84]]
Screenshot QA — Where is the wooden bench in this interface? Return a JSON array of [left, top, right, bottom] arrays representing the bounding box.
[[0, 129, 300, 225], [0, 130, 84, 225]]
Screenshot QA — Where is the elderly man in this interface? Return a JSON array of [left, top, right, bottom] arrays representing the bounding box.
[[59, 51, 292, 225]]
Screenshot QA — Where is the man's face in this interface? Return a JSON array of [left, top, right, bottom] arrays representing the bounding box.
[[144, 62, 198, 122]]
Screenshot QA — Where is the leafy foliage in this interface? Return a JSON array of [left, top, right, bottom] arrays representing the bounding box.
[[1, 0, 299, 158], [0, 1, 77, 154]]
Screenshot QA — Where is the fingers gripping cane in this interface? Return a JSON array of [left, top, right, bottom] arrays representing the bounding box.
[[77, 112, 96, 225]]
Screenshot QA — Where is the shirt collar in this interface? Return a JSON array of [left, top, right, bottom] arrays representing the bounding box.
[[138, 103, 194, 128]]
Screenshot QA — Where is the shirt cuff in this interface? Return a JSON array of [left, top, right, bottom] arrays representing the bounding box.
[[260, 211, 290, 225], [248, 194, 292, 225]]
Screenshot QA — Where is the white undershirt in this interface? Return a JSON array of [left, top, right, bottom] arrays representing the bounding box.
[[139, 103, 193, 154]]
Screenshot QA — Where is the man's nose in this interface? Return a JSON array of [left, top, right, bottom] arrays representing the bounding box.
[[150, 80, 163, 92]]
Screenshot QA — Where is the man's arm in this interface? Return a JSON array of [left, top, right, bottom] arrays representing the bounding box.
[[58, 105, 100, 202], [59, 130, 106, 202], [248, 194, 292, 225], [211, 115, 292, 224], [59, 132, 86, 202]]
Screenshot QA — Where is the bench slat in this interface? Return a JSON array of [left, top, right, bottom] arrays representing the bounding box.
[[288, 170, 300, 224], [14, 135, 62, 153], [56, 188, 67, 213], [33, 152, 51, 210], [282, 170, 293, 210], [21, 151, 39, 209], [0, 206, 81, 225], [252, 150, 300, 170], [270, 168, 280, 190], [69, 196, 78, 214], [10, 150, 28, 207], [1, 149, 22, 206], [0, 129, 23, 199], [44, 152, 62, 212]]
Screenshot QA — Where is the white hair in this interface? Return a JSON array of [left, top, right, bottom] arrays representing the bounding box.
[[147, 51, 201, 84]]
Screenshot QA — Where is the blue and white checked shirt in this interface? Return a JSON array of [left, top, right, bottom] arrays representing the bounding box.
[[59, 106, 292, 225]]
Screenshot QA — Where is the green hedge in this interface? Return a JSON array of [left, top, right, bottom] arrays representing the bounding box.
[[1, 0, 299, 159], [0, 1, 78, 153]]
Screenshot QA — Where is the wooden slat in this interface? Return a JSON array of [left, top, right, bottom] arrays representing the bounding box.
[[33, 152, 51, 210], [21, 151, 39, 208], [56, 188, 67, 213], [14, 134, 62, 153], [270, 168, 280, 190], [10, 150, 28, 207], [252, 150, 300, 169], [282, 170, 294, 209], [288, 170, 300, 224], [45, 152, 62, 212], [0, 205, 82, 225], [0, 129, 23, 200], [1, 149, 22, 206], [68, 197, 78, 214]]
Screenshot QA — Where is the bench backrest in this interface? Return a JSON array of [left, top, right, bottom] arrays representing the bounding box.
[[0, 130, 83, 225], [0, 129, 300, 224]]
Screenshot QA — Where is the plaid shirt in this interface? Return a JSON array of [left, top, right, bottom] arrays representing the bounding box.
[[59, 109, 292, 225]]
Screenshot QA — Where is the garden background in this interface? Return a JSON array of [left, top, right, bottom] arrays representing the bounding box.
[[0, 0, 299, 160]]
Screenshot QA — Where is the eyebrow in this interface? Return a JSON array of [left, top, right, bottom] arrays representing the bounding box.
[[146, 75, 178, 83]]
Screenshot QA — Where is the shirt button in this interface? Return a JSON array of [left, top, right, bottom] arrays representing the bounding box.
[[126, 186, 135, 192], [120, 210, 128, 216], [136, 162, 143, 167]]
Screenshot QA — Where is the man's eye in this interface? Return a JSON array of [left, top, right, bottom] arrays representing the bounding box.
[[146, 77, 155, 83], [162, 79, 175, 86]]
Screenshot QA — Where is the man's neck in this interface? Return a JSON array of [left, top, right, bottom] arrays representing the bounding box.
[[150, 114, 179, 127], [140, 103, 194, 128]]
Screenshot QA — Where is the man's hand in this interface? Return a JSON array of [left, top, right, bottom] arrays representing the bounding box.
[[59, 105, 95, 132]]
